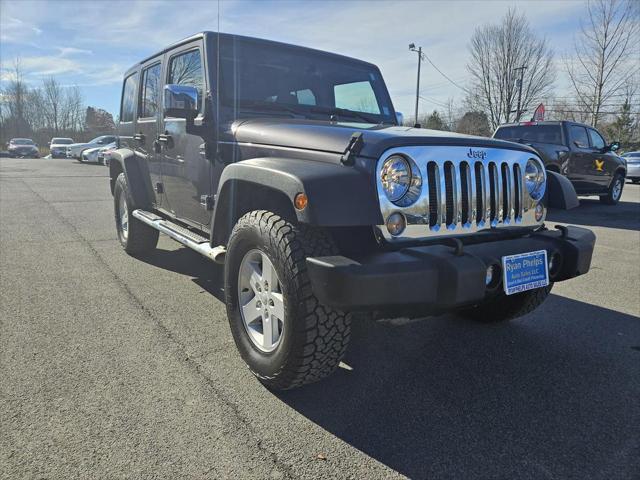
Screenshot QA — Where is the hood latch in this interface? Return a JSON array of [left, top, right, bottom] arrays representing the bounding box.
[[340, 132, 364, 166]]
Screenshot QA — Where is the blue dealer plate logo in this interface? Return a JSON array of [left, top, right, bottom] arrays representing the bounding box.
[[502, 250, 549, 296]]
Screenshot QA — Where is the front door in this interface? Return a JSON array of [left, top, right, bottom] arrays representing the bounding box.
[[587, 128, 614, 192], [135, 59, 164, 207], [160, 43, 212, 228]]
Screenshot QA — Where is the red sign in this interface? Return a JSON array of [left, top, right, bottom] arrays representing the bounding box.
[[532, 103, 545, 121]]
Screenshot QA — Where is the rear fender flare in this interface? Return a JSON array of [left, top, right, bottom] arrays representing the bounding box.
[[109, 148, 155, 208]]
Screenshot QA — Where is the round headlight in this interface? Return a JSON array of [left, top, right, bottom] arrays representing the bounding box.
[[380, 155, 422, 206], [525, 158, 546, 200]]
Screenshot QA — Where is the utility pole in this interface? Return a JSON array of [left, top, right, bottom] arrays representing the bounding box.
[[409, 43, 424, 127], [513, 65, 527, 122]]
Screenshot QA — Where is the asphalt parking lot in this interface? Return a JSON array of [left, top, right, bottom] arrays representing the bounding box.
[[1, 157, 639, 480]]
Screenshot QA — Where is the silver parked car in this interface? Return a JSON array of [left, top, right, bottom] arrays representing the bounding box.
[[66, 135, 117, 159], [621, 151, 640, 183], [81, 142, 117, 164], [49, 137, 74, 158]]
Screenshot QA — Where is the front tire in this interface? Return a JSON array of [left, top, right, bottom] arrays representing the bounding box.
[[225, 210, 351, 390], [600, 172, 624, 205], [113, 173, 158, 255], [460, 284, 553, 322]]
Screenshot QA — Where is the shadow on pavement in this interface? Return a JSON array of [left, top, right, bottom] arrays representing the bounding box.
[[137, 247, 225, 302], [547, 197, 639, 231], [135, 233, 640, 478], [279, 295, 640, 479]]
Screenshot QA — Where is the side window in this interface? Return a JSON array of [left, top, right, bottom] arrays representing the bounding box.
[[569, 125, 589, 149], [334, 81, 380, 114], [588, 129, 605, 150], [140, 63, 161, 118], [168, 49, 204, 112], [292, 89, 316, 106], [120, 73, 138, 123]]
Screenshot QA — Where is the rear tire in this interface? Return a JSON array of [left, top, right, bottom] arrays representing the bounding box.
[[600, 172, 624, 205], [113, 173, 158, 255], [225, 210, 351, 390], [460, 284, 553, 323]]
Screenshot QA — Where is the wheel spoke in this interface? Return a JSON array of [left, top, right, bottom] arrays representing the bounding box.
[[262, 315, 274, 348], [261, 252, 277, 291], [241, 296, 261, 324], [249, 267, 262, 296], [270, 292, 285, 321]]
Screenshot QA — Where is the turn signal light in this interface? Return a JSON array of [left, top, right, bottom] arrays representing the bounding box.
[[294, 193, 308, 210]]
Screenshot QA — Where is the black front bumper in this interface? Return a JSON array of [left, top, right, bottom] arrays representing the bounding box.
[[306, 226, 595, 315]]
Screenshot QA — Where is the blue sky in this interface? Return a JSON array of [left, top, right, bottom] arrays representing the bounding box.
[[0, 0, 584, 119]]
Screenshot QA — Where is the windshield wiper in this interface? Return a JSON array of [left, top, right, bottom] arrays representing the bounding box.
[[310, 106, 379, 124], [238, 100, 302, 117]]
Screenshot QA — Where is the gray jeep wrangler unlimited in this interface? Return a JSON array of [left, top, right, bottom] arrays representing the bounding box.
[[110, 32, 595, 390]]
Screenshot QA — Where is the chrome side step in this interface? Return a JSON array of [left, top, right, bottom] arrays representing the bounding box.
[[132, 209, 226, 264]]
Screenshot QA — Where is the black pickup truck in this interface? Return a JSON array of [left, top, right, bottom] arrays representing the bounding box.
[[494, 121, 626, 204], [109, 32, 595, 389]]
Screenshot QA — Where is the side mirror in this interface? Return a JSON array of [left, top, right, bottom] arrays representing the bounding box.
[[164, 84, 198, 119], [395, 111, 404, 126], [608, 141, 620, 152]]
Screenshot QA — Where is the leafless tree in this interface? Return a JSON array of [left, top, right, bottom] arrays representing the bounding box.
[[466, 8, 555, 129], [565, 0, 639, 127], [41, 77, 64, 134], [1, 58, 31, 137]]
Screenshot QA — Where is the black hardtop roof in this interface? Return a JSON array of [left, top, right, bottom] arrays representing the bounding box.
[[497, 120, 593, 129], [125, 31, 378, 76]]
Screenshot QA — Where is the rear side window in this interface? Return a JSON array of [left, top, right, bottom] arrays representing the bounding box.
[[140, 63, 161, 118], [494, 125, 562, 144], [168, 49, 204, 112], [588, 129, 605, 149], [569, 125, 589, 148], [334, 81, 380, 114], [120, 73, 138, 123]]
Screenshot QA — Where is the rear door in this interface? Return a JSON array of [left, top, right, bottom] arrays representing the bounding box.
[[160, 41, 212, 228], [135, 58, 164, 206], [565, 124, 592, 192]]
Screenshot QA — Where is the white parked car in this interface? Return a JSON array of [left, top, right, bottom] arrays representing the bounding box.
[[66, 135, 117, 159], [49, 137, 74, 158], [81, 142, 117, 164]]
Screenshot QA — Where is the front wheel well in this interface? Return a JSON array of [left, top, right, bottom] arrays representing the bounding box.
[[545, 164, 561, 173], [212, 180, 297, 246]]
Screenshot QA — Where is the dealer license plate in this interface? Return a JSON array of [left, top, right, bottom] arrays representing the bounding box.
[[502, 250, 549, 296]]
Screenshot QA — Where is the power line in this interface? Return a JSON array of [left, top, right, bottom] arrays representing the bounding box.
[[421, 49, 472, 94]]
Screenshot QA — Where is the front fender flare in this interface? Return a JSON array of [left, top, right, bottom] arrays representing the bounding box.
[[546, 170, 579, 210], [211, 157, 382, 244]]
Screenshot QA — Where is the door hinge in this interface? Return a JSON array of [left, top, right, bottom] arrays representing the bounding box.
[[340, 132, 364, 166], [200, 194, 215, 210], [155, 182, 164, 194]]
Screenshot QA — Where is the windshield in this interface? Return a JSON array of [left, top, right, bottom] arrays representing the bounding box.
[[52, 138, 73, 144], [11, 139, 35, 145], [219, 38, 395, 124], [494, 125, 562, 145]]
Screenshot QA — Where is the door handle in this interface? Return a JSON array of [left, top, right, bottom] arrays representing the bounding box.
[[133, 132, 145, 144], [157, 134, 173, 149]]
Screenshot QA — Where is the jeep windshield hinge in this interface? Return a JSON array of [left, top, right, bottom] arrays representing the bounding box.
[[340, 132, 364, 166]]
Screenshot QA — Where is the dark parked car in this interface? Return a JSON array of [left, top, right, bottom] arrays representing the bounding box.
[[7, 138, 39, 158], [109, 32, 595, 390], [493, 121, 626, 204]]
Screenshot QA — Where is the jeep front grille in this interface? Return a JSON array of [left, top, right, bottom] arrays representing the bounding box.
[[375, 146, 545, 242]]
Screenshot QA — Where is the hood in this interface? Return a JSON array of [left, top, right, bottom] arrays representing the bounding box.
[[9, 144, 37, 150], [231, 118, 536, 159]]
